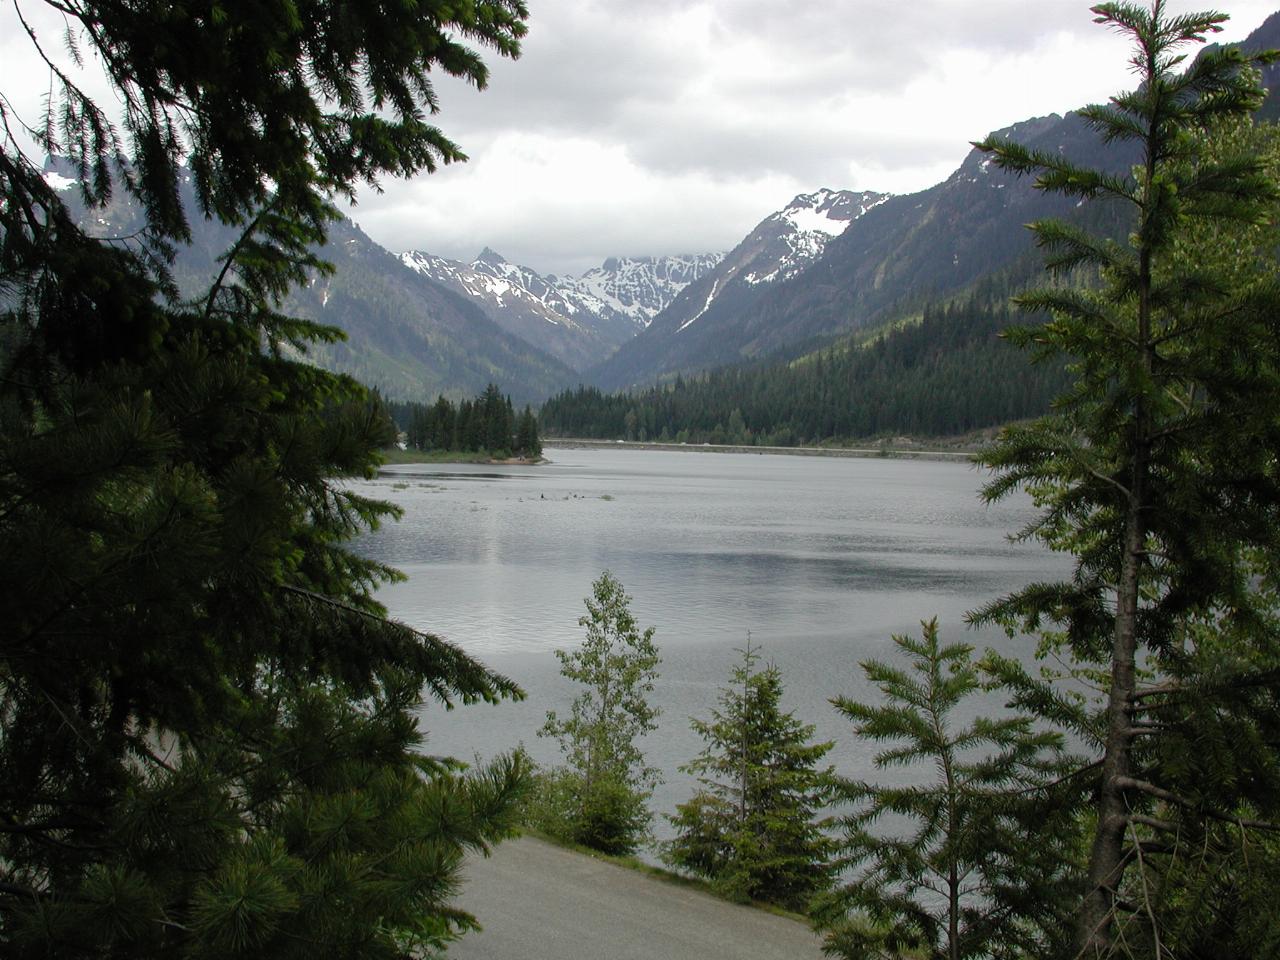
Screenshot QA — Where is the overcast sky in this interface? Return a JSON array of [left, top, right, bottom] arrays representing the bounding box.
[[4, 1, 1276, 276], [351, 0, 1277, 275]]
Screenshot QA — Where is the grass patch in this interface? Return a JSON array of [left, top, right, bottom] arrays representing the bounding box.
[[379, 448, 497, 465]]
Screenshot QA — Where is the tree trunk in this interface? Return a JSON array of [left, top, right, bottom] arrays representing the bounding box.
[[1077, 223, 1155, 957], [948, 862, 960, 960], [1076, 492, 1143, 955]]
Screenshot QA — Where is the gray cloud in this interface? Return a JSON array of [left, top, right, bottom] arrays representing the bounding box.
[[8, 0, 1274, 277], [355, 0, 1277, 274], [415, 0, 1104, 206]]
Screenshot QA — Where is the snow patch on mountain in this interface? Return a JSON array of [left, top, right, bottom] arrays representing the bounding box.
[[679, 275, 728, 332], [784, 205, 847, 237], [738, 189, 889, 289], [403, 250, 592, 330], [43, 171, 77, 191], [398, 247, 723, 369], [644, 187, 891, 338], [557, 254, 724, 329], [397, 187, 893, 356], [403, 248, 722, 332]]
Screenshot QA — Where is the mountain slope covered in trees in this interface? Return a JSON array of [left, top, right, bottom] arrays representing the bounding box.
[[542, 295, 1071, 444], [575, 11, 1280, 439], [592, 114, 1136, 391], [592, 11, 1280, 392]]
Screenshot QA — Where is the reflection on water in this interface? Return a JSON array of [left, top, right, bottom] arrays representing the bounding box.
[[354, 446, 1068, 846]]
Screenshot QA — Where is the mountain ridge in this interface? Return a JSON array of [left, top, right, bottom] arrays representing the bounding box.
[[589, 112, 1131, 390], [399, 247, 722, 370], [585, 11, 1280, 391], [590, 187, 890, 389]]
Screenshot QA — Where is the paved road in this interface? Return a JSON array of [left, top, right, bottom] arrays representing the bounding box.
[[449, 836, 827, 960]]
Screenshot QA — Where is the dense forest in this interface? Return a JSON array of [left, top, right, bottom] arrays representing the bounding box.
[[387, 383, 543, 458], [541, 296, 1071, 444]]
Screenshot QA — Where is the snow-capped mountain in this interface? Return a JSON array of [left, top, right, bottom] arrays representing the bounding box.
[[670, 188, 888, 334], [555, 254, 724, 330], [399, 248, 722, 371], [742, 189, 889, 287], [591, 188, 888, 388], [400, 248, 615, 370]]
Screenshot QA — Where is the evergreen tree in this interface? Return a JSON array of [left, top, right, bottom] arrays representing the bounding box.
[[1115, 596, 1280, 958], [387, 387, 532, 457], [665, 642, 836, 910], [462, 399, 485, 452], [451, 398, 470, 450], [536, 572, 661, 854], [1, 1, 531, 957], [516, 405, 542, 459], [480, 383, 509, 454], [504, 394, 517, 451], [410, 403, 430, 449], [816, 620, 1080, 960], [431, 394, 456, 450], [973, 3, 1280, 952]]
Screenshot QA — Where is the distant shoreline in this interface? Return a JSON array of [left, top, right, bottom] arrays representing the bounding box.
[[379, 449, 548, 466], [543, 438, 978, 462]]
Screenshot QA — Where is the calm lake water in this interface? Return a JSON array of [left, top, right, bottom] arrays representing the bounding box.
[[352, 446, 1069, 844]]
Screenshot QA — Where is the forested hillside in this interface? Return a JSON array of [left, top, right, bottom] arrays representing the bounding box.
[[590, 114, 1136, 391], [542, 296, 1070, 444]]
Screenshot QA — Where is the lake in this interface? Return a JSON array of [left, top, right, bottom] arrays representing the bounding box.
[[352, 446, 1069, 844]]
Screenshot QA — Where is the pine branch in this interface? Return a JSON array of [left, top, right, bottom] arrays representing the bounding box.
[[1114, 777, 1280, 832], [1010, 758, 1104, 797], [1127, 814, 1177, 834], [1131, 682, 1180, 700], [1114, 777, 1187, 806], [277, 583, 520, 704], [1130, 668, 1280, 712], [0, 814, 101, 835], [202, 205, 270, 322], [0, 879, 41, 899], [1123, 723, 1175, 737]]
